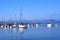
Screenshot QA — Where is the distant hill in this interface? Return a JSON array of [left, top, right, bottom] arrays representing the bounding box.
[[0, 19, 60, 24]]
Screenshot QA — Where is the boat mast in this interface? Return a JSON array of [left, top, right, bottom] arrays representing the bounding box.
[[2, 17, 5, 25], [14, 14, 16, 25], [20, 0, 23, 23]]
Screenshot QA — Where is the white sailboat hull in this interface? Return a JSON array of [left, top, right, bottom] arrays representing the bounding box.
[[19, 25, 25, 28], [12, 25, 17, 28], [47, 24, 52, 28]]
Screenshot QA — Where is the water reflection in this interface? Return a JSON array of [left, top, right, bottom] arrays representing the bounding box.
[[0, 26, 60, 40], [12, 28, 16, 32]]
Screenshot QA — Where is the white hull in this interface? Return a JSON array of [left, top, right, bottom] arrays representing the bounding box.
[[12, 25, 17, 28], [1, 25, 4, 29], [10, 26, 12, 29], [47, 24, 52, 28], [19, 25, 25, 28], [36, 24, 39, 28]]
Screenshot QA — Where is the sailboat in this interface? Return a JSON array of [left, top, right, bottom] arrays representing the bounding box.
[[18, 1, 26, 32], [1, 17, 6, 29], [36, 24, 39, 28], [12, 15, 17, 28], [27, 24, 30, 28]]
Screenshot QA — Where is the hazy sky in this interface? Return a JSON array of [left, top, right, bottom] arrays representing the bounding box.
[[0, 0, 60, 21]]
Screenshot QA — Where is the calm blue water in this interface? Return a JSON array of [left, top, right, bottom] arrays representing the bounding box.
[[0, 26, 60, 40]]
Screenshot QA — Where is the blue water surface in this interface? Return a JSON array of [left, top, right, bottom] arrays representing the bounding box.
[[0, 26, 60, 40]]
